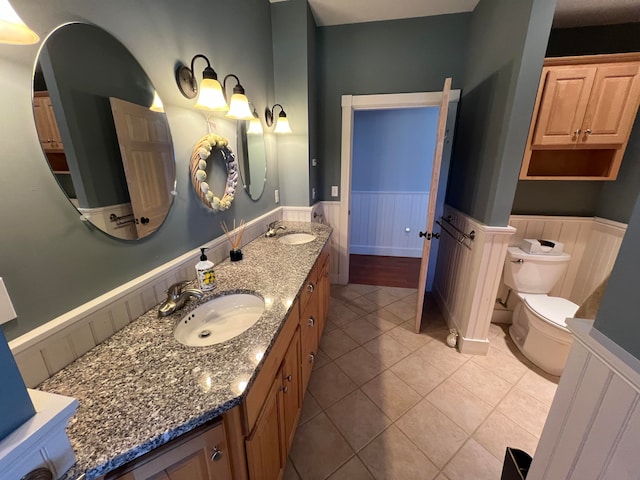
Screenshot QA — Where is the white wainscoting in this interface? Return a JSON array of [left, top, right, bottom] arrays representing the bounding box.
[[495, 216, 627, 320], [282, 206, 315, 222], [528, 319, 640, 480], [432, 205, 516, 355], [349, 191, 429, 258], [10, 208, 283, 388]]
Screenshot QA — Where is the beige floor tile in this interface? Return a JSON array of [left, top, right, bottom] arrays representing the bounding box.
[[488, 322, 506, 338], [435, 475, 451, 480], [427, 378, 492, 434], [361, 370, 422, 420], [473, 411, 539, 461], [284, 459, 301, 480], [342, 296, 379, 316], [320, 329, 359, 359], [331, 284, 365, 301], [299, 392, 322, 425], [327, 456, 374, 480], [343, 319, 384, 344], [497, 388, 550, 438], [324, 319, 339, 334], [380, 286, 417, 299], [363, 333, 413, 367], [364, 312, 398, 332], [325, 389, 392, 451], [308, 362, 357, 409], [349, 284, 381, 296], [382, 298, 417, 321], [390, 352, 449, 396], [470, 345, 528, 384], [396, 399, 468, 468], [359, 425, 439, 480], [451, 361, 512, 407], [328, 302, 361, 328], [415, 339, 469, 376], [489, 327, 521, 355], [290, 413, 354, 480], [516, 368, 559, 406], [334, 347, 385, 385], [312, 348, 331, 370], [443, 439, 503, 480], [367, 308, 405, 325], [363, 289, 401, 307], [386, 324, 432, 351]]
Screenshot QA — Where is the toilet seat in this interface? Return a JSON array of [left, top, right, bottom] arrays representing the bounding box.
[[521, 294, 578, 328]]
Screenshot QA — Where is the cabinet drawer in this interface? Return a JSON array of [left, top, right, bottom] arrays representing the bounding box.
[[299, 291, 319, 393], [298, 267, 318, 315]]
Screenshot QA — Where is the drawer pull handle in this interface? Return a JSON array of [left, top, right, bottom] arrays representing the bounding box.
[[211, 446, 223, 461], [286, 374, 293, 382], [307, 283, 314, 293], [282, 385, 289, 393], [308, 317, 315, 327], [309, 353, 315, 363]]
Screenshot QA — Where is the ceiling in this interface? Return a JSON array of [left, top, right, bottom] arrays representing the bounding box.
[[271, 0, 640, 27]]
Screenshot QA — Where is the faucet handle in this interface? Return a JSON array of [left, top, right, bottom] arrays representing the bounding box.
[[167, 281, 190, 296]]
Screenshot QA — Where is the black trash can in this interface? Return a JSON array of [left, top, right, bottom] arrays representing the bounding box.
[[501, 447, 532, 480]]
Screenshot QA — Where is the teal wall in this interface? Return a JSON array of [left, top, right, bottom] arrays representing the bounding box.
[[1, 0, 279, 341], [446, 0, 556, 226], [512, 22, 640, 223], [316, 13, 472, 201]]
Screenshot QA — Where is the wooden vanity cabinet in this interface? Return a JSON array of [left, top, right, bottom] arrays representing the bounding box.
[[106, 421, 232, 480], [521, 54, 640, 180], [317, 244, 331, 339], [33, 92, 64, 152]]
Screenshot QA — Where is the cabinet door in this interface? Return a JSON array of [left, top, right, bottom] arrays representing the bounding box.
[[300, 292, 319, 394], [245, 377, 284, 480], [580, 62, 640, 145], [318, 256, 330, 339], [532, 67, 596, 147], [33, 95, 63, 151], [280, 327, 301, 453]]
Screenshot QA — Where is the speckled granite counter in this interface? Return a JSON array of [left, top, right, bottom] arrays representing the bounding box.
[[38, 221, 331, 480]]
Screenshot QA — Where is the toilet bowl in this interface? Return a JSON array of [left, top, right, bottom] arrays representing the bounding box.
[[503, 244, 577, 376]]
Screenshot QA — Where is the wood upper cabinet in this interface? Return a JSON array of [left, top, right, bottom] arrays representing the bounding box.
[[33, 92, 64, 152], [108, 422, 232, 480], [521, 53, 640, 181]]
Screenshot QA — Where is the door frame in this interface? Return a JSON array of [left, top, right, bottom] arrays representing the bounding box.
[[338, 90, 461, 285]]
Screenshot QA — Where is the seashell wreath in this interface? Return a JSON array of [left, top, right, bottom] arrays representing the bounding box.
[[189, 134, 239, 211]]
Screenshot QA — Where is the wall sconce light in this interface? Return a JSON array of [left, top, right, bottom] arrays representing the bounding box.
[[265, 104, 292, 134], [0, 0, 39, 45], [176, 54, 227, 111], [247, 107, 263, 134], [223, 74, 254, 120]]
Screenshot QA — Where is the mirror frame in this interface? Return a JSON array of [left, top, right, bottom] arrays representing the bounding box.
[[236, 118, 267, 201]]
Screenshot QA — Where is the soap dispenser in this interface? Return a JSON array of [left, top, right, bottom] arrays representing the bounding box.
[[195, 248, 216, 292]]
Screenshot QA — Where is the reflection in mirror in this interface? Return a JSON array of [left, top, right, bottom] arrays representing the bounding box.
[[236, 119, 267, 201], [32, 23, 176, 240]]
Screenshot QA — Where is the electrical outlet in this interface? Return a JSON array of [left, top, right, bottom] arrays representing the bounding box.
[[312, 158, 317, 167], [312, 187, 316, 200], [274, 189, 279, 203], [331, 185, 339, 197]]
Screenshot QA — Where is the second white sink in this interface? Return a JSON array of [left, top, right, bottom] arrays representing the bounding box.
[[174, 294, 265, 347], [278, 233, 316, 245]]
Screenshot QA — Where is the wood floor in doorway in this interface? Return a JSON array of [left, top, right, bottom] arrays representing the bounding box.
[[349, 254, 420, 288]]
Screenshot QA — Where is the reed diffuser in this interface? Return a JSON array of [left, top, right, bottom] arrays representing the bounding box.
[[221, 219, 246, 262]]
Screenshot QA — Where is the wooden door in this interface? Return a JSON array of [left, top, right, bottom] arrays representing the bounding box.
[[414, 78, 451, 333], [280, 328, 301, 454], [580, 62, 640, 145], [109, 97, 176, 239], [245, 376, 284, 480], [33, 93, 64, 151], [532, 67, 596, 146]]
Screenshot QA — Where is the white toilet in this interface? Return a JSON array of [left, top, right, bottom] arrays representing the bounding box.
[[503, 241, 579, 376]]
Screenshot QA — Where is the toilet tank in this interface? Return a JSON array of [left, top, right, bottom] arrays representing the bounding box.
[[503, 247, 571, 294]]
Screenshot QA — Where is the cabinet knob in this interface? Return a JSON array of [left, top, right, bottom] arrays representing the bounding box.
[[211, 446, 223, 461], [286, 374, 293, 382], [585, 128, 592, 135], [574, 129, 581, 136], [307, 283, 314, 293], [282, 385, 289, 393], [308, 353, 315, 363], [308, 317, 315, 327]]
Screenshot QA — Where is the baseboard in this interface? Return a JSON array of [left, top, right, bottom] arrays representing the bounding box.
[[491, 308, 513, 324], [457, 336, 490, 355], [349, 246, 422, 257]]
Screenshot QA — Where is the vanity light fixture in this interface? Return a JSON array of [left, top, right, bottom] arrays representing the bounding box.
[[176, 54, 228, 111], [223, 74, 254, 120], [265, 104, 292, 134], [0, 0, 39, 44], [246, 106, 263, 134], [149, 91, 165, 113]]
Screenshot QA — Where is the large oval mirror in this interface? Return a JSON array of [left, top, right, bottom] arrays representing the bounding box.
[[236, 118, 267, 200], [32, 23, 176, 240]]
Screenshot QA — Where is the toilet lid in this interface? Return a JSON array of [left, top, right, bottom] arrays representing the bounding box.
[[523, 295, 579, 327]]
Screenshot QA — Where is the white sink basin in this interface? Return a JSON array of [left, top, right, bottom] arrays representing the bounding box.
[[278, 233, 316, 245], [174, 294, 265, 347]]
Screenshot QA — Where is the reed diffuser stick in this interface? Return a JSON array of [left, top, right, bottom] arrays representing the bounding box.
[[221, 219, 246, 251]]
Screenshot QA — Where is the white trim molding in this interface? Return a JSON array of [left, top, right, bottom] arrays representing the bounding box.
[[339, 90, 461, 285], [528, 318, 640, 479]]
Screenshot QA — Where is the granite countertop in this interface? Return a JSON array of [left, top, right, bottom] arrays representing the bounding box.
[[38, 221, 332, 480]]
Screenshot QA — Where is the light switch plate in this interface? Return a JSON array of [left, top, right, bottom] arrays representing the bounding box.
[[0, 278, 17, 325], [312, 158, 317, 167], [312, 187, 316, 200], [331, 186, 339, 197], [275, 189, 279, 204]]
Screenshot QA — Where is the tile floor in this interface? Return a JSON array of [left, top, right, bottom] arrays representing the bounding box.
[[285, 283, 560, 480]]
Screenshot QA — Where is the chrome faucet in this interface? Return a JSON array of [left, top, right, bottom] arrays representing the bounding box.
[[265, 220, 286, 237], [158, 281, 203, 317]]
